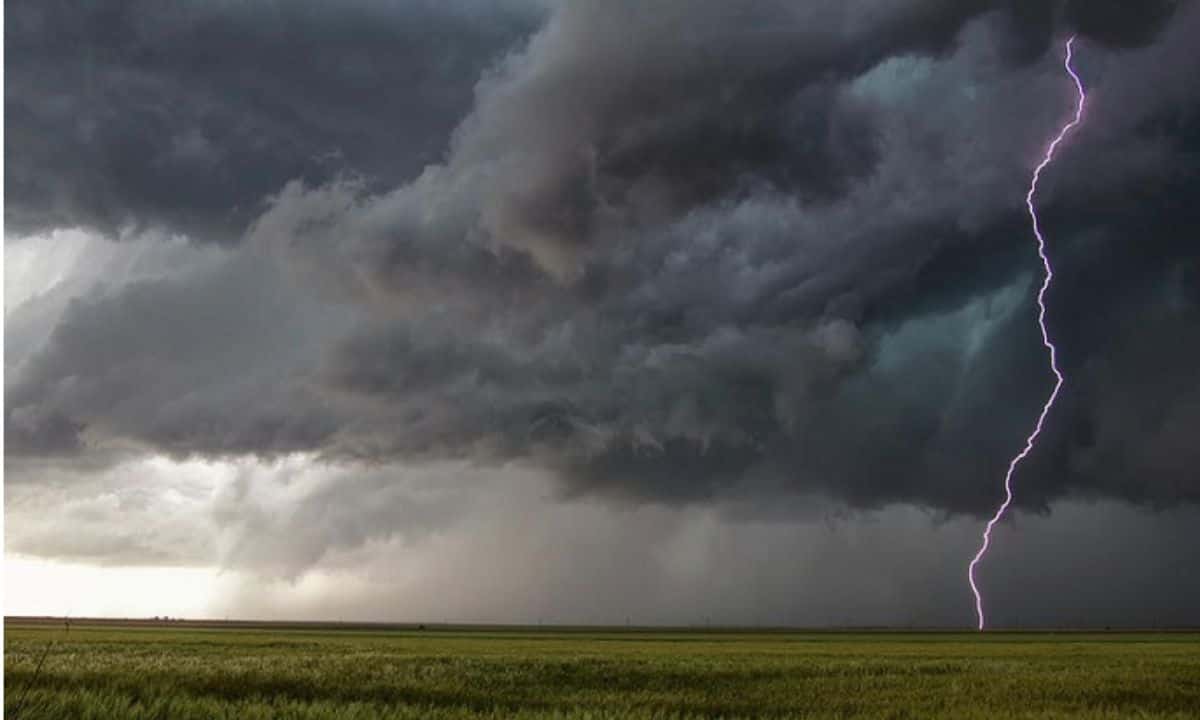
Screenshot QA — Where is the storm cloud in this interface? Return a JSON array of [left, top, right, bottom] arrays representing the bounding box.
[[4, 0, 542, 241], [6, 0, 1198, 572]]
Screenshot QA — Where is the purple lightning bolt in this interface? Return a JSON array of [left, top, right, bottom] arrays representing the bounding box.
[[967, 36, 1086, 631]]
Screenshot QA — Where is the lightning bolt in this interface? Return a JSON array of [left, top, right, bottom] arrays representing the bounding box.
[[967, 36, 1086, 631]]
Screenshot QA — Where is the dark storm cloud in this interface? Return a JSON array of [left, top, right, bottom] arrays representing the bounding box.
[[1063, 0, 1181, 48], [5, 249, 349, 458], [4, 0, 542, 242], [7, 0, 1199, 521]]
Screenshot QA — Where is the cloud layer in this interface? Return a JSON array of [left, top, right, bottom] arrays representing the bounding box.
[[7, 0, 1198, 530]]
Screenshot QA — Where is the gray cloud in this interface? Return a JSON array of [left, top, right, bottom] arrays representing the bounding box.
[[5, 455, 221, 566], [6, 0, 1199, 546], [5, 0, 542, 242], [208, 496, 1199, 628], [5, 245, 353, 459], [9, 453, 1197, 626]]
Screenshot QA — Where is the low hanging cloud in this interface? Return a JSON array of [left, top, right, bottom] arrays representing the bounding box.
[[6, 0, 1199, 527], [8, 453, 1199, 626]]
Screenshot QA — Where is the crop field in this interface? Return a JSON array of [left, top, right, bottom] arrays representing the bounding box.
[[5, 620, 1200, 719]]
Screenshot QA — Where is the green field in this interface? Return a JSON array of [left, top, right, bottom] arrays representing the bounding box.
[[5, 621, 1200, 719]]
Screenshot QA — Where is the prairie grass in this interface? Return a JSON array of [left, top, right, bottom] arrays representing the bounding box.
[[5, 623, 1199, 718]]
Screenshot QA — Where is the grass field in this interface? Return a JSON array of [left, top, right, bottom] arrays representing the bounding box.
[[5, 621, 1200, 719]]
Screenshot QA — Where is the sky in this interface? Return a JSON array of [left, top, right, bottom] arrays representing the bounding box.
[[4, 0, 1198, 627]]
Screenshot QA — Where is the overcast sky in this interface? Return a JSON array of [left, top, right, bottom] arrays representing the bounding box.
[[5, 0, 1198, 627]]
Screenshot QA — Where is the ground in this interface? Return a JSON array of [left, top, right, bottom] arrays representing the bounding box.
[[5, 620, 1200, 719]]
